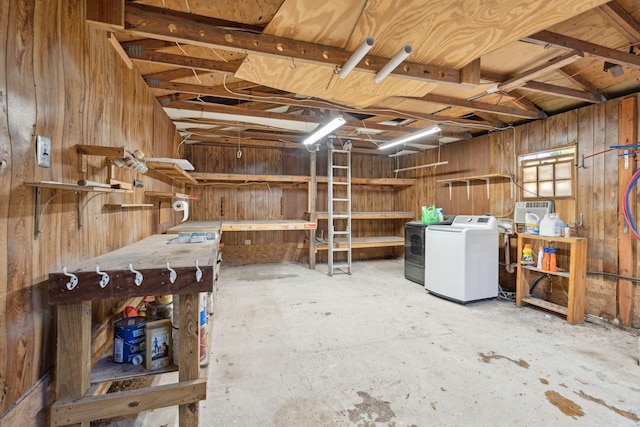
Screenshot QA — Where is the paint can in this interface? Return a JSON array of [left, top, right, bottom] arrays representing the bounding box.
[[113, 316, 146, 363]]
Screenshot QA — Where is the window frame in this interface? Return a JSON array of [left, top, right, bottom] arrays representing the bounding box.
[[518, 144, 576, 200]]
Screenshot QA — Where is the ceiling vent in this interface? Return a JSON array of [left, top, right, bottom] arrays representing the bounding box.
[[514, 201, 554, 224]]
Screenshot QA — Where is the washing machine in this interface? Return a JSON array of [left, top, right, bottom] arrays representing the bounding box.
[[424, 215, 499, 303]]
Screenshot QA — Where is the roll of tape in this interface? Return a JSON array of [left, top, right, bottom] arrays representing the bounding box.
[[172, 200, 189, 222]]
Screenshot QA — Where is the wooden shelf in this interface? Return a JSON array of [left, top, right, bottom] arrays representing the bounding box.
[[24, 181, 133, 240], [516, 234, 587, 324], [303, 236, 404, 252], [436, 173, 512, 199], [312, 211, 415, 220], [147, 160, 197, 185], [144, 191, 194, 199], [221, 219, 317, 231], [190, 173, 416, 187], [104, 203, 153, 208]]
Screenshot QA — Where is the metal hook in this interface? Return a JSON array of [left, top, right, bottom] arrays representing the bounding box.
[[128, 263, 143, 286], [166, 262, 177, 284], [290, 58, 296, 70], [243, 52, 250, 63], [62, 266, 79, 291], [195, 259, 203, 283], [96, 265, 110, 288]]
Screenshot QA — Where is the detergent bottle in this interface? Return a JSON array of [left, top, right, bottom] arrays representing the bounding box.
[[524, 212, 540, 235], [521, 244, 534, 267], [540, 213, 563, 237]]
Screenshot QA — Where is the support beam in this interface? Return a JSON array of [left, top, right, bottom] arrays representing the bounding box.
[[556, 67, 607, 101], [498, 51, 583, 92], [460, 58, 481, 85], [421, 93, 543, 119], [597, 1, 640, 42], [519, 81, 605, 103], [522, 30, 640, 69], [129, 48, 243, 73]]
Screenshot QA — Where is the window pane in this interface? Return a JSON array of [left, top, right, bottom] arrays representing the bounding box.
[[522, 166, 537, 183], [555, 180, 572, 197], [538, 164, 554, 181], [539, 181, 554, 197], [523, 182, 538, 198], [555, 162, 572, 180]]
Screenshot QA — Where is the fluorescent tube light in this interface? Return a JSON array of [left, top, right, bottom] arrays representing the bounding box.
[[378, 125, 441, 150], [338, 36, 375, 79], [374, 44, 412, 83], [302, 116, 346, 145]]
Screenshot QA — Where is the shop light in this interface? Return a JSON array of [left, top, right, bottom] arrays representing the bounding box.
[[302, 116, 346, 145], [378, 125, 441, 150]]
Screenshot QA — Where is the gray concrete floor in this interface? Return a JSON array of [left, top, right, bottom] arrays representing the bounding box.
[[134, 259, 640, 427]]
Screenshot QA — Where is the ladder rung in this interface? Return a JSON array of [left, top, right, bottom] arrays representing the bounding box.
[[331, 182, 348, 185], [332, 149, 350, 154], [332, 165, 349, 169], [332, 198, 349, 202], [332, 215, 349, 219], [332, 231, 349, 235], [331, 247, 350, 252]]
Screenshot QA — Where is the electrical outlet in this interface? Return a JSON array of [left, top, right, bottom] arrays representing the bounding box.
[[244, 239, 251, 245], [36, 135, 51, 168]]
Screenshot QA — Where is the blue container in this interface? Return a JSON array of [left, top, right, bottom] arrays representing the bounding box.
[[113, 316, 146, 363]]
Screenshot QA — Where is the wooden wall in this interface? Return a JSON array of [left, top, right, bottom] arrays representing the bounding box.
[[0, 0, 180, 423], [398, 96, 639, 327]]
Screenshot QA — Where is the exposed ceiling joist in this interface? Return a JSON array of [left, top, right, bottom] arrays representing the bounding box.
[[522, 30, 640, 69], [420, 93, 544, 119], [556, 67, 607, 101], [520, 81, 606, 103], [596, 1, 640, 42], [498, 51, 584, 92], [104, 3, 471, 87]]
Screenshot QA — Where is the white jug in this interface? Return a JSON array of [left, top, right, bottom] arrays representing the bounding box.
[[540, 213, 563, 237], [524, 212, 540, 234]]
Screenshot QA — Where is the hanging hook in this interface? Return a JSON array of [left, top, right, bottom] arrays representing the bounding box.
[[128, 263, 143, 286], [96, 265, 110, 288], [290, 57, 296, 70], [195, 259, 203, 283], [243, 51, 250, 63], [62, 266, 79, 291], [166, 262, 177, 284]]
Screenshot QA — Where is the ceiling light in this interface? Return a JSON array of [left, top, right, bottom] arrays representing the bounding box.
[[378, 125, 441, 150], [302, 116, 346, 145], [374, 44, 413, 83], [338, 36, 375, 79]]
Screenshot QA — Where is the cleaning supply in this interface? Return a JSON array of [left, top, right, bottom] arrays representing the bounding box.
[[540, 213, 563, 236], [536, 246, 544, 269], [549, 248, 557, 272], [542, 248, 551, 271], [521, 243, 534, 267], [564, 223, 571, 237], [524, 212, 540, 234]]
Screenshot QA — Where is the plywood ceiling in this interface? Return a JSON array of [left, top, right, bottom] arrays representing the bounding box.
[[89, 0, 640, 156]]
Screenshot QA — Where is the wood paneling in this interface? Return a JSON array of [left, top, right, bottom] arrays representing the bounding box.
[[1, 0, 181, 420]]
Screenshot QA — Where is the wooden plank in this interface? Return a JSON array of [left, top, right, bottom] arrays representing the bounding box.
[[0, 372, 54, 427], [166, 221, 222, 234], [498, 51, 583, 92], [519, 81, 605, 103], [51, 379, 206, 426], [146, 161, 197, 185], [521, 296, 569, 315], [107, 32, 133, 69], [617, 96, 636, 326], [178, 293, 201, 426], [312, 236, 404, 250], [144, 190, 193, 199], [314, 211, 415, 220], [221, 220, 317, 232], [104, 203, 153, 208], [460, 58, 481, 85], [420, 93, 542, 119], [86, 0, 124, 29], [76, 144, 126, 157]]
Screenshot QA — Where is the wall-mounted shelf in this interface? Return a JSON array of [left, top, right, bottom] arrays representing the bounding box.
[[104, 203, 153, 208], [311, 211, 415, 220], [24, 181, 132, 240], [146, 160, 197, 185], [189, 173, 416, 187], [144, 191, 195, 200], [436, 173, 512, 200]]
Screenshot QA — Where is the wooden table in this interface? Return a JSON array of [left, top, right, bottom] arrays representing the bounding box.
[[49, 234, 219, 426]]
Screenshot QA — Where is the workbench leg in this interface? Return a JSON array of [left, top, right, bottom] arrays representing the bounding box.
[[55, 301, 92, 427], [178, 293, 201, 426]]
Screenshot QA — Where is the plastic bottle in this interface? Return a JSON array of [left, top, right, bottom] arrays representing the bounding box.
[[521, 243, 534, 267], [542, 247, 551, 271], [564, 223, 571, 237], [549, 248, 557, 272], [536, 246, 544, 269], [525, 212, 540, 235]]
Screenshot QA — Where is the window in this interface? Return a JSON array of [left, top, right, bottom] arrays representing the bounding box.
[[519, 146, 575, 199]]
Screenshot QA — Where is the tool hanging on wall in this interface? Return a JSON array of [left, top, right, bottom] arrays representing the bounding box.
[[96, 265, 109, 288]]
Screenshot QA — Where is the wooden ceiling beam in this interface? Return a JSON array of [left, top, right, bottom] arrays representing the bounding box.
[[185, 137, 379, 155], [522, 30, 640, 68], [107, 3, 469, 87], [143, 68, 211, 83], [498, 51, 583, 92], [184, 127, 302, 141], [597, 1, 640, 42], [556, 67, 608, 101], [129, 48, 242, 73], [519, 81, 605, 103], [505, 90, 543, 112], [420, 93, 544, 119], [169, 100, 324, 124], [472, 112, 506, 128]]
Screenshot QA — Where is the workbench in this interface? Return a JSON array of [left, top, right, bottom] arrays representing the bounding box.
[[48, 234, 220, 426], [166, 219, 316, 234]]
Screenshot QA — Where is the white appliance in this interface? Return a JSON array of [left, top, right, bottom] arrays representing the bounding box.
[[424, 215, 499, 303], [514, 201, 553, 225]]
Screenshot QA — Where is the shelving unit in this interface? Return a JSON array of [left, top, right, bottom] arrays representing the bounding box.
[[146, 160, 197, 185], [24, 181, 133, 240], [436, 173, 512, 200], [48, 234, 220, 427], [516, 233, 587, 324]]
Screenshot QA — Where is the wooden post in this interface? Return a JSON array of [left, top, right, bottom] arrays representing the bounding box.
[[55, 302, 92, 427], [617, 96, 636, 326], [178, 293, 201, 426], [309, 150, 317, 269]]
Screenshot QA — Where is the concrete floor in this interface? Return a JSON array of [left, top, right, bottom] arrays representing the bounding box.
[[133, 259, 640, 427]]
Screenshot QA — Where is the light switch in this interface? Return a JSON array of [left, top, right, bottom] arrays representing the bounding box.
[[36, 135, 51, 168]]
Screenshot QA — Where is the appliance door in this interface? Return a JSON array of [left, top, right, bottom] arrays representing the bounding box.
[[425, 227, 466, 301], [404, 224, 425, 268]]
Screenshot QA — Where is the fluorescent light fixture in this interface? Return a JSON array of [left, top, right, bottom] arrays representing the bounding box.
[[374, 44, 412, 83], [378, 125, 441, 150], [302, 116, 346, 145], [338, 36, 375, 79]]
